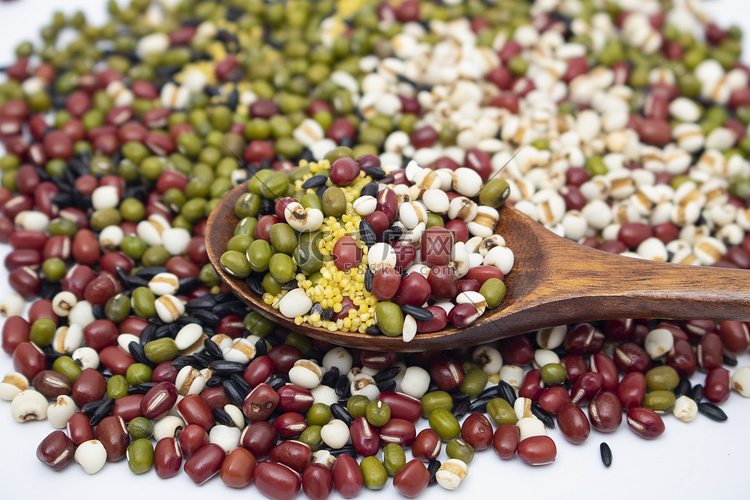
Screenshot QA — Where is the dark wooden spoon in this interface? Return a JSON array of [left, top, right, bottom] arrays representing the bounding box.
[[206, 181, 750, 352]]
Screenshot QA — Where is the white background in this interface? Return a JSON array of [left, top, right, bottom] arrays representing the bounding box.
[[1, 1, 750, 499]]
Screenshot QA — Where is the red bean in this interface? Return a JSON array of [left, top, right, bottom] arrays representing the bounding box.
[[420, 227, 452, 267], [99, 252, 134, 276], [151, 361, 178, 384], [688, 319, 716, 341], [0, 218, 14, 246], [415, 306, 448, 333], [666, 339, 698, 378], [718, 320, 749, 353], [426, 265, 457, 302], [448, 302, 482, 328], [570, 372, 603, 405], [557, 403, 590, 444], [242, 383, 279, 420], [463, 266, 504, 287], [656, 322, 689, 343], [490, 92, 520, 113], [498, 336, 534, 366], [254, 215, 279, 242], [72, 229, 100, 266], [455, 279, 480, 294], [82, 319, 119, 352], [111, 394, 144, 422], [36, 430, 75, 471], [184, 443, 226, 485], [274, 412, 307, 439], [9, 267, 41, 299], [326, 117, 356, 144], [636, 119, 672, 147], [463, 148, 492, 181], [590, 353, 619, 392], [379, 418, 416, 448], [411, 428, 441, 462], [705, 367, 731, 404], [43, 130, 73, 159], [67, 412, 95, 447], [558, 354, 587, 384], [178, 424, 209, 459], [276, 384, 314, 413], [375, 188, 398, 225], [267, 345, 302, 375], [269, 440, 312, 474], [430, 356, 464, 392], [697, 333, 723, 371], [581, 326, 617, 360], [626, 407, 665, 439], [364, 211, 389, 238], [2, 316, 30, 355], [377, 392, 422, 423], [518, 435, 557, 465], [302, 463, 334, 500], [28, 300, 56, 325], [243, 356, 275, 388], [392, 459, 430, 498], [0, 99, 29, 120], [444, 218, 468, 243], [74, 176, 98, 197], [4, 194, 34, 220], [350, 417, 381, 458], [564, 323, 604, 354], [65, 91, 91, 117], [98, 346, 134, 376], [369, 267, 400, 301], [563, 56, 589, 82], [94, 416, 130, 462], [538, 386, 571, 415], [409, 125, 438, 150], [32, 370, 72, 399], [614, 342, 651, 373], [729, 87, 750, 109], [43, 235, 71, 261], [240, 421, 278, 459], [332, 236, 362, 272], [249, 99, 280, 119], [332, 454, 364, 499], [141, 381, 178, 420], [519, 369, 545, 401], [652, 221, 680, 244], [460, 413, 493, 451], [177, 394, 215, 431], [253, 461, 302, 500], [588, 391, 622, 432], [725, 246, 750, 269], [12, 341, 47, 380], [359, 351, 397, 371], [598, 239, 627, 254], [9, 230, 47, 251], [618, 222, 653, 249], [330, 157, 360, 186], [644, 92, 669, 121], [154, 437, 182, 478], [392, 240, 416, 273], [220, 447, 256, 488], [5, 248, 42, 271], [616, 372, 647, 410], [492, 424, 519, 460]]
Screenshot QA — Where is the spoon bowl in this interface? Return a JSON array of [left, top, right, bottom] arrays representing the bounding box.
[[206, 181, 750, 351]]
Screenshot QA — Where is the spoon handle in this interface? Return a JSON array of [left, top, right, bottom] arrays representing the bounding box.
[[540, 245, 750, 323]]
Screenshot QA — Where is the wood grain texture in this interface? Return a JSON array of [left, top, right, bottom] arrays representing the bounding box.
[[206, 181, 750, 352]]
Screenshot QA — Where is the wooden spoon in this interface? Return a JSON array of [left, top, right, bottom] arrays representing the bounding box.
[[206, 181, 750, 352]]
